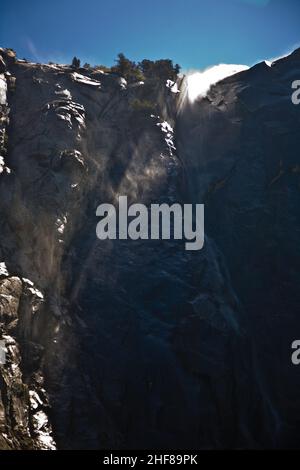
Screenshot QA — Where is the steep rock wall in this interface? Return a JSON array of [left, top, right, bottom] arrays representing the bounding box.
[[1, 46, 297, 449]]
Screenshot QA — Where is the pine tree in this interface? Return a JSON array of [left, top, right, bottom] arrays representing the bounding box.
[[71, 56, 80, 69]]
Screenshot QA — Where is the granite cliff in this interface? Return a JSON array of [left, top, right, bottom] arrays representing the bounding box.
[[0, 46, 299, 449]]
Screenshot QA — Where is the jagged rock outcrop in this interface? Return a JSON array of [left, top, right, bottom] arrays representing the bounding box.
[[0, 262, 55, 449], [0, 45, 299, 449]]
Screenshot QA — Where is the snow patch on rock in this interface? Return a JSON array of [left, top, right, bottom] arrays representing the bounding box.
[[157, 120, 176, 155], [71, 72, 101, 88], [0, 74, 7, 105], [166, 79, 180, 94], [0, 262, 9, 277], [55, 88, 72, 100]]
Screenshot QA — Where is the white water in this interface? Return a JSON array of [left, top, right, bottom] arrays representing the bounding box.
[[186, 63, 249, 102]]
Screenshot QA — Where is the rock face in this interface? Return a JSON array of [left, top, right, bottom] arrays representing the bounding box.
[[0, 46, 299, 449], [177, 49, 300, 447]]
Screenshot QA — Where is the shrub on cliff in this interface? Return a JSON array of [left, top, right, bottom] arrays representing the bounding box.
[[71, 56, 80, 69], [139, 59, 180, 82], [111, 53, 144, 82], [109, 53, 181, 84], [130, 98, 157, 114]]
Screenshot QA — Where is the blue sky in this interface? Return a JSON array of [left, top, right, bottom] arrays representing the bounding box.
[[0, 0, 299, 70]]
